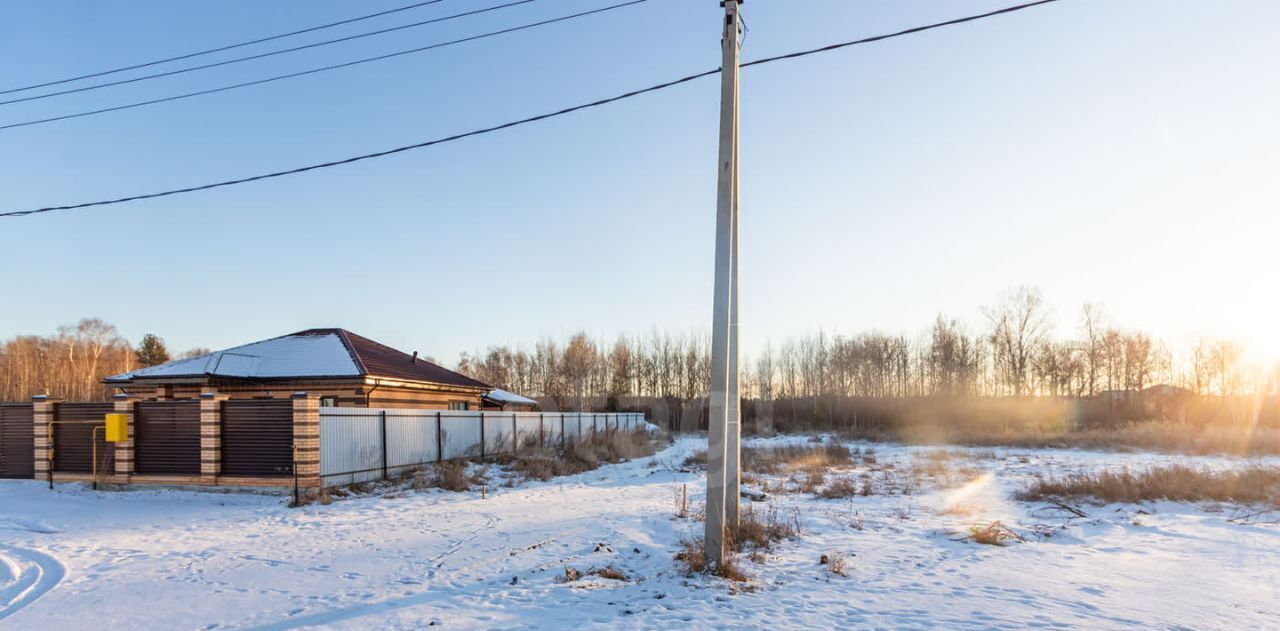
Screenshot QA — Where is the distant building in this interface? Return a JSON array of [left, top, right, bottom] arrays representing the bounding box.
[[1142, 384, 1194, 399], [1098, 389, 1132, 402], [482, 388, 538, 412]]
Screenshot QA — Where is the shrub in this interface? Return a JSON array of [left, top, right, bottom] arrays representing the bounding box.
[[433, 460, 477, 492]]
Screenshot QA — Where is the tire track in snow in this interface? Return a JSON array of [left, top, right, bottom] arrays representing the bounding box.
[[0, 544, 66, 621]]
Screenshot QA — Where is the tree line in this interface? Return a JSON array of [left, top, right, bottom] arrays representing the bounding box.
[[0, 319, 204, 401], [3, 289, 1275, 410], [458, 287, 1278, 407]]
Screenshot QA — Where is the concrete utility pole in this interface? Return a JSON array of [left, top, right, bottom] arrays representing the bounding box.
[[705, 0, 742, 570], [726, 22, 742, 528]]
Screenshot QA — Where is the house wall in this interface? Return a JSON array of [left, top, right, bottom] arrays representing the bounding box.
[[117, 380, 484, 410]]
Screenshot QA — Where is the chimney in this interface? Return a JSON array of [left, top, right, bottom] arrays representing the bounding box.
[[411, 351, 419, 364]]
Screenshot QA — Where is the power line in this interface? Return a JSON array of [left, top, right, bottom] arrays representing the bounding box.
[[0, 0, 537, 108], [0, 0, 647, 132], [0, 0, 453, 96], [0, 0, 1064, 219]]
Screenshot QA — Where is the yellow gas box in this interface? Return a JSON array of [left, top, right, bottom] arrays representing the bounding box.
[[104, 413, 128, 442]]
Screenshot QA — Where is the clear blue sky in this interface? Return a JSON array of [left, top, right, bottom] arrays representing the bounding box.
[[1, 0, 1277, 365]]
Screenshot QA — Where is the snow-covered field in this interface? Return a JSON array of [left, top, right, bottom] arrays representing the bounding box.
[[2, 436, 1278, 630]]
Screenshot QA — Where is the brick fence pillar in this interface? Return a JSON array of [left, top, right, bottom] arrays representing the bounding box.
[[292, 392, 320, 488], [113, 394, 135, 476], [32, 395, 59, 478], [200, 389, 229, 481]]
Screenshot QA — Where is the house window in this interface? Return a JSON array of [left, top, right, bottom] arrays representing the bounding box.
[[448, 401, 469, 411], [320, 396, 338, 408]]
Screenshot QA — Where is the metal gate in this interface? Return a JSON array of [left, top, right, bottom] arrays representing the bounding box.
[[221, 400, 293, 477], [52, 403, 113, 474], [134, 401, 201, 475], [0, 403, 34, 478]]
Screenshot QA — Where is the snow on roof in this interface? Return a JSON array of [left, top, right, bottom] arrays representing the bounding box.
[[106, 331, 360, 382], [483, 388, 538, 406]]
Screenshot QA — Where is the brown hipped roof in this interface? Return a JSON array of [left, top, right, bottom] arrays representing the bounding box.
[[105, 328, 490, 391], [316, 328, 490, 390]]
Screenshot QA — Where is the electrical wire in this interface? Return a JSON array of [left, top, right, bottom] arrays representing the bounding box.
[[0, 0, 537, 107], [0, 0, 647, 132], [0, 0, 453, 96], [0, 0, 1063, 219]]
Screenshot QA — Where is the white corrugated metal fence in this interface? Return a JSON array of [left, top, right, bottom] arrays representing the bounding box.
[[319, 409, 650, 486]]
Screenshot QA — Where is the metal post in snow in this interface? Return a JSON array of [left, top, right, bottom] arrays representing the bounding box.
[[705, 0, 741, 571], [380, 410, 388, 480], [436, 411, 443, 463]]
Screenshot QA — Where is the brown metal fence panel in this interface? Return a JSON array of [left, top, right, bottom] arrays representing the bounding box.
[[134, 401, 201, 476], [52, 403, 113, 474], [0, 403, 35, 478], [221, 400, 294, 477]]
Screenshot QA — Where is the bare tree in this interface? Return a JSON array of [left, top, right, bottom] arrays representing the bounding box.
[[1081, 303, 1105, 397], [984, 287, 1050, 397]]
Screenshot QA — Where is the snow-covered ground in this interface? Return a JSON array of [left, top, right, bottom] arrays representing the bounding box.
[[2, 437, 1278, 629]]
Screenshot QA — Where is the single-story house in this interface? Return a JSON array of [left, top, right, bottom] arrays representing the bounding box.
[[105, 328, 493, 409], [1, 329, 643, 492]]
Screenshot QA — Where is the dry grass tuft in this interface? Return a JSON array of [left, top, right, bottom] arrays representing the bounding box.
[[820, 552, 848, 576], [743, 443, 853, 474], [730, 505, 802, 552], [798, 468, 826, 493], [674, 536, 707, 573], [1018, 465, 1280, 506], [862, 447, 878, 465], [683, 449, 708, 469], [590, 566, 629, 581], [675, 505, 801, 582], [287, 489, 318, 508], [966, 521, 1021, 546], [919, 425, 1280, 457], [674, 536, 749, 582], [431, 460, 479, 492], [817, 477, 860, 499]]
